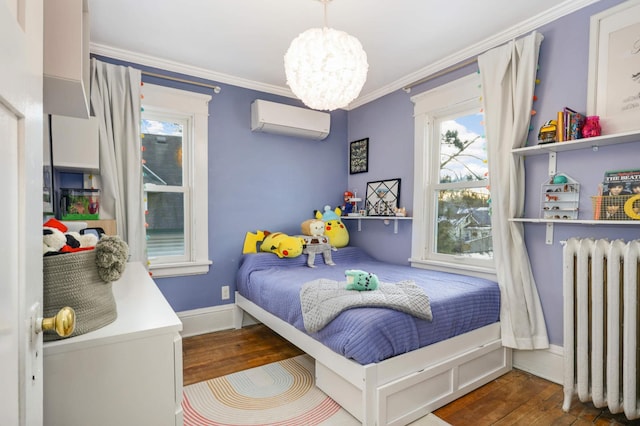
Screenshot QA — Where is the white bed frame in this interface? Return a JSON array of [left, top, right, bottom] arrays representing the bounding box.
[[234, 292, 512, 426]]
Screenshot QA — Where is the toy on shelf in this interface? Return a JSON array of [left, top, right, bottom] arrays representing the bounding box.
[[342, 190, 362, 216], [540, 173, 580, 220], [582, 116, 601, 138]]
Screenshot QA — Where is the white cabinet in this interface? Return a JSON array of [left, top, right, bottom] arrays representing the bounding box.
[[44, 0, 90, 118], [43, 262, 183, 426], [50, 115, 99, 172]]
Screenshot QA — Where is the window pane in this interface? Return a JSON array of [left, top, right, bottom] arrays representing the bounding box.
[[439, 114, 487, 184], [435, 188, 492, 258], [146, 192, 185, 257], [142, 119, 183, 186]]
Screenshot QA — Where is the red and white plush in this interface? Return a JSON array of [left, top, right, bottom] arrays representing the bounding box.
[[43, 218, 97, 256]]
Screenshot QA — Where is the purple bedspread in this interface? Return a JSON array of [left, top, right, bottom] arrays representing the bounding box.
[[236, 247, 500, 365]]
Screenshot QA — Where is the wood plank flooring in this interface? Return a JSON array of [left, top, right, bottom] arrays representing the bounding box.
[[182, 324, 637, 425]]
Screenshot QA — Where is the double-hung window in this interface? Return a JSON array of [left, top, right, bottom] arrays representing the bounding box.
[[411, 73, 494, 277], [141, 83, 211, 277]]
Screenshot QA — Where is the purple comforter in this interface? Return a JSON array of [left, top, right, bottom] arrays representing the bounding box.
[[236, 247, 500, 365]]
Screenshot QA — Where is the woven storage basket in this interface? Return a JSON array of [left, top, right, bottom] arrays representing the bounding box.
[[43, 250, 117, 341]]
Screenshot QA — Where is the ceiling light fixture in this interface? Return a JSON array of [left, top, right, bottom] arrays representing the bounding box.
[[284, 0, 368, 111]]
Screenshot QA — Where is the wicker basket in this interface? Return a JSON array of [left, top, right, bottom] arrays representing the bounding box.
[[591, 195, 640, 221], [43, 250, 117, 341]]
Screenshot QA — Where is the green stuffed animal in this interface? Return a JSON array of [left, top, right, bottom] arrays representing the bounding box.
[[259, 231, 304, 258], [345, 269, 379, 291]]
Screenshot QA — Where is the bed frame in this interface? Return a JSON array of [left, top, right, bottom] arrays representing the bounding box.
[[234, 292, 512, 426]]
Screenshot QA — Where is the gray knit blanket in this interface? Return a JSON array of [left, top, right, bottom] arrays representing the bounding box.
[[300, 278, 432, 333]]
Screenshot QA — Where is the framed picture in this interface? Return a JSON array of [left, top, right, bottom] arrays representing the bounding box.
[[587, 1, 640, 134], [365, 178, 400, 216], [349, 138, 368, 174]]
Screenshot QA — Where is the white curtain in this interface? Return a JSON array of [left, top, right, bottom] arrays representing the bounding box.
[[478, 32, 549, 350], [90, 58, 146, 263]]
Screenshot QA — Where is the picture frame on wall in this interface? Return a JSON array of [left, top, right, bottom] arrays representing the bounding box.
[[365, 178, 401, 216], [349, 138, 369, 174], [586, 1, 640, 134]]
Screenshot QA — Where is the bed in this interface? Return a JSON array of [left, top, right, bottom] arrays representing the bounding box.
[[233, 247, 511, 425]]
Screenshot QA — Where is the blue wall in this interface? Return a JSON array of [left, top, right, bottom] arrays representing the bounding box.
[[347, 0, 638, 347], [86, 56, 349, 312]]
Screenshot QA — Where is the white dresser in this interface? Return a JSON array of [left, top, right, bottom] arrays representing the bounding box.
[[43, 262, 183, 426]]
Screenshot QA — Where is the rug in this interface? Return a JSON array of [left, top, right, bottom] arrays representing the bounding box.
[[182, 354, 450, 426]]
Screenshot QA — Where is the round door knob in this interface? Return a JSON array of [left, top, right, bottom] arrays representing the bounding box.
[[40, 306, 76, 337]]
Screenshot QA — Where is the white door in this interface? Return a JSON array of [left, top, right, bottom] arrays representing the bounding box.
[[0, 1, 44, 425]]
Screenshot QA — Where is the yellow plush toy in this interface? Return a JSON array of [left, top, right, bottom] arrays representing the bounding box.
[[243, 230, 304, 258], [260, 231, 304, 258], [315, 205, 349, 248], [242, 230, 265, 254]]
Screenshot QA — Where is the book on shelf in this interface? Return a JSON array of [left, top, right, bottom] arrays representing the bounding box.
[[556, 107, 585, 142], [602, 169, 640, 194], [593, 169, 640, 220]]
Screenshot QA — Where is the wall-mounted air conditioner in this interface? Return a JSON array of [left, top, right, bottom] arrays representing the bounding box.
[[250, 99, 330, 140]]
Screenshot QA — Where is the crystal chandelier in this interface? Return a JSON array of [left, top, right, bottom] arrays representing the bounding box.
[[284, 0, 368, 111]]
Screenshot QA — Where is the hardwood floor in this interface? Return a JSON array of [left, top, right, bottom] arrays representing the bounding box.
[[182, 324, 637, 425]]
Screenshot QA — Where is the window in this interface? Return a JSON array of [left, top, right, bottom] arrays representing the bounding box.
[[411, 73, 494, 276], [141, 84, 211, 277]]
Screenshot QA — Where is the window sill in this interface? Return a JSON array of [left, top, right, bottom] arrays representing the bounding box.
[[409, 258, 497, 281], [149, 260, 212, 278]]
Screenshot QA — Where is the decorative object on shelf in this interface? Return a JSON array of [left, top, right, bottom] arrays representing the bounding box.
[[587, 1, 640, 134], [393, 207, 407, 217], [582, 116, 601, 138], [540, 173, 580, 220], [342, 190, 362, 216], [284, 0, 368, 111], [349, 137, 369, 174], [593, 168, 640, 220], [554, 107, 585, 142], [365, 178, 401, 216], [537, 119, 557, 144], [592, 195, 640, 220]]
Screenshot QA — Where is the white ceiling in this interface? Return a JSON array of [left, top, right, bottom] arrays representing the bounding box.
[[88, 0, 597, 108]]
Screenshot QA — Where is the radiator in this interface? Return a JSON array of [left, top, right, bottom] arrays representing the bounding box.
[[562, 237, 640, 419]]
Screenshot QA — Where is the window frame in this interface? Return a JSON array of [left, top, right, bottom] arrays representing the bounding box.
[[141, 83, 212, 277], [410, 73, 496, 279]]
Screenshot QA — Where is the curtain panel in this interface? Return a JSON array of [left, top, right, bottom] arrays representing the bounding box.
[[478, 32, 549, 350], [90, 59, 146, 263]]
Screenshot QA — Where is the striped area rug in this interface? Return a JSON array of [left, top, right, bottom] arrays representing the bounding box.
[[182, 354, 450, 426]]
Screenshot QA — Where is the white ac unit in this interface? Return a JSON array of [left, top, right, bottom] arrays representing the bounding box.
[[250, 99, 330, 140]]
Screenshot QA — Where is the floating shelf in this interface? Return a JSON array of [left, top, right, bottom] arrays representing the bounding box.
[[512, 129, 640, 156], [342, 216, 412, 234]]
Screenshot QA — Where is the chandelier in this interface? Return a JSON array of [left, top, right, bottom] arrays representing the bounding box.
[[284, 0, 368, 111]]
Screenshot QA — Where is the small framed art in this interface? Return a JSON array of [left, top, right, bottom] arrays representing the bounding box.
[[365, 178, 401, 216], [349, 138, 368, 174]]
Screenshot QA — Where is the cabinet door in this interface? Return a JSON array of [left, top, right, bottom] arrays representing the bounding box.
[[51, 115, 99, 172], [43, 0, 90, 118]]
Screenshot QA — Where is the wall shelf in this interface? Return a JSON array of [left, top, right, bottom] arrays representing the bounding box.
[[512, 129, 640, 244], [512, 129, 640, 156], [510, 216, 639, 244], [342, 216, 412, 234]]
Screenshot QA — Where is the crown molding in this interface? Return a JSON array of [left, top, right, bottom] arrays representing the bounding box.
[[90, 42, 296, 99], [91, 0, 599, 110], [350, 0, 600, 109]]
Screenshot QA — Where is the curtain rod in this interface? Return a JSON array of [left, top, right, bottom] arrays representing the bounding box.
[[141, 71, 221, 94], [402, 57, 478, 93]]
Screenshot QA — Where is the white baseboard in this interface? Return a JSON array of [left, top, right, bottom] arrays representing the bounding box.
[[177, 304, 257, 337], [512, 344, 563, 385]]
